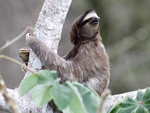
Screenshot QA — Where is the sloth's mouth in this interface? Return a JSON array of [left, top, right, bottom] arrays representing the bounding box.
[[90, 17, 99, 25]]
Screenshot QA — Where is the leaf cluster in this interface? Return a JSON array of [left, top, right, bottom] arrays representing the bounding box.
[[19, 70, 105, 113], [110, 88, 150, 113]]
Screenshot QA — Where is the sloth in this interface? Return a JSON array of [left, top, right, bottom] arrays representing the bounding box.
[[19, 9, 110, 96]]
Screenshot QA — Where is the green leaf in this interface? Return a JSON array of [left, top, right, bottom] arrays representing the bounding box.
[[51, 79, 73, 110], [117, 106, 137, 113], [83, 83, 100, 97], [136, 90, 144, 101], [110, 88, 150, 113], [73, 82, 101, 113], [142, 88, 150, 103], [37, 70, 57, 86], [62, 94, 84, 113], [30, 85, 52, 107], [132, 106, 149, 113], [63, 82, 85, 113], [19, 73, 37, 96], [109, 102, 122, 113], [110, 97, 137, 113]]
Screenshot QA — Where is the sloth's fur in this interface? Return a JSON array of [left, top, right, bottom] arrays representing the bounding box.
[[26, 9, 110, 96]]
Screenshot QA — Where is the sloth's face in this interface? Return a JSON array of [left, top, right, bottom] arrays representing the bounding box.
[[79, 10, 100, 39], [70, 10, 100, 45]]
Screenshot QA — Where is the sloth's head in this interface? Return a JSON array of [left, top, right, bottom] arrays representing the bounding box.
[[70, 9, 100, 45]]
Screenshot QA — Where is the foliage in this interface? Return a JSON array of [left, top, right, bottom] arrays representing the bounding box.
[[110, 88, 150, 113], [19, 70, 105, 113]]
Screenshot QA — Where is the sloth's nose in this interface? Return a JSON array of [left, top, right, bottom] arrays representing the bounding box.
[[90, 17, 99, 25]]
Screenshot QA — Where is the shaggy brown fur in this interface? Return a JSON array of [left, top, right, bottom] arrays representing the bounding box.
[[25, 9, 110, 96]]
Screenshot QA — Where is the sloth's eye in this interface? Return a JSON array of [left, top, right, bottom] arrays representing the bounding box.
[[86, 18, 93, 22], [81, 18, 92, 27], [82, 18, 92, 24]]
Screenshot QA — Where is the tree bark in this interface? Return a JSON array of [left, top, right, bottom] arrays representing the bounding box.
[[27, 0, 72, 74]]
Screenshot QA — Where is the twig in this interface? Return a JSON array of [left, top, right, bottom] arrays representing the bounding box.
[[0, 72, 22, 113], [97, 89, 111, 113], [0, 55, 37, 75], [0, 26, 33, 53]]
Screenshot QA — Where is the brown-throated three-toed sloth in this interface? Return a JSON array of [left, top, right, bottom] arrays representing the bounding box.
[[19, 9, 110, 96]]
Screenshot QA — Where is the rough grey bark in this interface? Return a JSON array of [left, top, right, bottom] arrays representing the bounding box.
[[27, 0, 72, 73]]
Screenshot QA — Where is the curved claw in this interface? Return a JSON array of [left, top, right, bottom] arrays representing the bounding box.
[[19, 47, 30, 63]]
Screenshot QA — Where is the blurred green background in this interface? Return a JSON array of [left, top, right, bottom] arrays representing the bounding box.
[[0, 0, 150, 102]]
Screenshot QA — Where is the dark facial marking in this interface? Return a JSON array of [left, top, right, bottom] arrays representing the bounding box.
[[80, 18, 92, 27], [90, 17, 100, 25], [78, 9, 95, 26]]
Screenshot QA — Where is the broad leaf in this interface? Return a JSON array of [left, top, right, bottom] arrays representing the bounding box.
[[37, 70, 57, 86], [73, 82, 101, 113], [110, 88, 150, 113], [110, 97, 137, 113], [135, 90, 144, 101], [51, 79, 73, 110], [63, 82, 85, 113], [30, 85, 52, 107], [132, 106, 148, 113], [142, 88, 150, 103], [19, 73, 38, 96], [117, 106, 138, 113], [83, 83, 100, 97]]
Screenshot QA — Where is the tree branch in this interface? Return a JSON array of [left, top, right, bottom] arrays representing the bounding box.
[[28, 0, 72, 72]]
